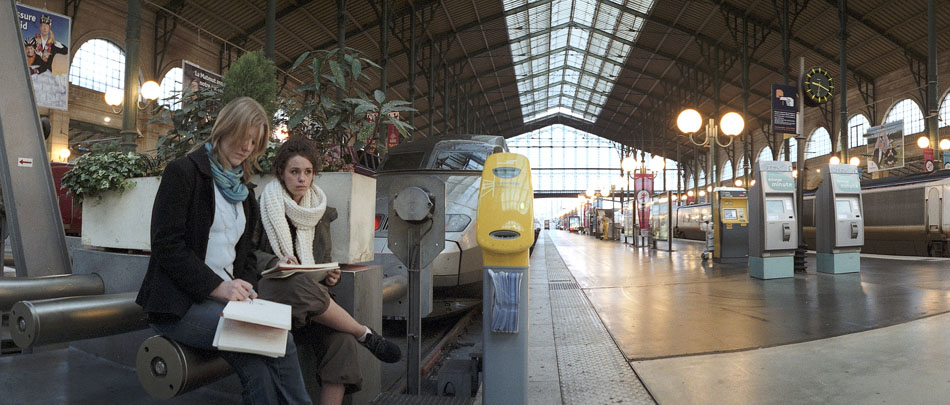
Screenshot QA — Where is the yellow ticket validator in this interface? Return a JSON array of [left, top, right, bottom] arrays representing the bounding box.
[[477, 153, 534, 267]]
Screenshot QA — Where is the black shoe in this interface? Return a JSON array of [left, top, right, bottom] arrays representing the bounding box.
[[359, 329, 401, 363]]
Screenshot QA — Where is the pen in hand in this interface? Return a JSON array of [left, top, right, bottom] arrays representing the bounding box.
[[225, 268, 257, 301]]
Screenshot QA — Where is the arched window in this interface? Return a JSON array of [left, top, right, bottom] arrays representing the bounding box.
[[884, 98, 924, 135], [698, 169, 706, 186], [847, 114, 870, 147], [69, 39, 125, 93], [758, 146, 773, 162], [159, 67, 183, 110], [939, 91, 950, 129], [720, 160, 733, 182], [806, 127, 832, 160], [779, 138, 798, 162], [736, 155, 749, 177]]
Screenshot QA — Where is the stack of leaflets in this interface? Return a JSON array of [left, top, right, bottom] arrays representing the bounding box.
[[260, 262, 339, 281], [212, 298, 292, 358]]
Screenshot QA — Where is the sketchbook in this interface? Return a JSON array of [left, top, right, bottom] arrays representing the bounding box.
[[261, 262, 339, 280], [212, 298, 292, 358]]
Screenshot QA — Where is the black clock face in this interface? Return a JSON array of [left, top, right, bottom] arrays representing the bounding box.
[[803, 67, 833, 105]]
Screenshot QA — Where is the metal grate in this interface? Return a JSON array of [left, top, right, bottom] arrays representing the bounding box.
[[548, 280, 580, 290]]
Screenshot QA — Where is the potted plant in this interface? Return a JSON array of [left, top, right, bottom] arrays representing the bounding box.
[[279, 47, 415, 263]]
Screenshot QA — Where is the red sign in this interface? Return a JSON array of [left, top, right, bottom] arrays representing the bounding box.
[[633, 173, 654, 230]]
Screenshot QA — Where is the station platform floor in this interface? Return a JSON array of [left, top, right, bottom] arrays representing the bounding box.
[[529, 230, 950, 403]]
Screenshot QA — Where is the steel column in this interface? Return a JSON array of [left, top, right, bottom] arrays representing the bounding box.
[[378, 0, 389, 146], [264, 0, 275, 60], [427, 42, 435, 138], [926, 0, 938, 148], [120, 0, 142, 153], [795, 57, 807, 272], [839, 0, 849, 160], [408, 6, 416, 138]]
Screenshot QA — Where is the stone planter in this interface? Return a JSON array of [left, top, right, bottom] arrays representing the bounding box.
[[81, 177, 160, 250]]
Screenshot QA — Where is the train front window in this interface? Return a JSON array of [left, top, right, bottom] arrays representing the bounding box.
[[380, 152, 425, 171], [429, 144, 494, 170]]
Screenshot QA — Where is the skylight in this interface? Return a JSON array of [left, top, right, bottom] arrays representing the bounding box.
[[503, 0, 655, 123]]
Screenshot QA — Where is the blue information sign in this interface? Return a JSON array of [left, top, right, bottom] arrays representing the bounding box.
[[771, 84, 798, 134]]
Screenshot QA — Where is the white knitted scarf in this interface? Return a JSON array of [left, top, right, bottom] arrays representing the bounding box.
[[259, 179, 327, 265]]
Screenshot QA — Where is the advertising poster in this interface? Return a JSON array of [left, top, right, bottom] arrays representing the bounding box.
[[182, 60, 222, 93], [771, 84, 798, 134], [865, 120, 904, 173], [17, 5, 70, 110]]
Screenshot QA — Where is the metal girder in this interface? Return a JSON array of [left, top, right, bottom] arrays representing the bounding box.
[[716, 0, 875, 84], [153, 0, 185, 77], [822, 0, 926, 64]]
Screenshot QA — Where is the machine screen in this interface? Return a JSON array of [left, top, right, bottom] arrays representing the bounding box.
[[766, 200, 785, 214], [836, 200, 852, 213], [723, 209, 738, 220]]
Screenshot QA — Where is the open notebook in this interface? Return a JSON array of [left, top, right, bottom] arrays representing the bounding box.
[[260, 262, 339, 280], [212, 298, 292, 358]]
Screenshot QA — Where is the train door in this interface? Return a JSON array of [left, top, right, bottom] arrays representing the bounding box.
[[926, 187, 941, 233]]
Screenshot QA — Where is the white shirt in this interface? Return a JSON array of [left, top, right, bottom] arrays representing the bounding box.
[[204, 185, 246, 282]]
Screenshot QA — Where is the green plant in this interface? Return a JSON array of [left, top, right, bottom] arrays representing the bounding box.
[[285, 47, 414, 154], [149, 84, 221, 169], [257, 141, 281, 174], [221, 50, 278, 119], [61, 152, 155, 201]]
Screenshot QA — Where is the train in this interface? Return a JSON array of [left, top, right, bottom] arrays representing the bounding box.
[[369, 135, 508, 318], [657, 169, 950, 257]]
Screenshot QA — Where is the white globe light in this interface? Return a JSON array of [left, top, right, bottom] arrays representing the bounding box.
[[140, 80, 161, 101], [734, 179, 743, 187], [917, 136, 930, 149], [58, 148, 70, 161], [686, 190, 694, 197], [750, 179, 757, 187], [104, 88, 124, 107], [699, 190, 707, 197], [720, 112, 745, 136], [621, 156, 636, 173], [940, 139, 950, 151], [792, 169, 799, 178], [706, 185, 712, 192], [829, 156, 841, 165], [677, 109, 702, 134], [848, 156, 860, 166], [671, 194, 679, 200], [585, 189, 594, 198]]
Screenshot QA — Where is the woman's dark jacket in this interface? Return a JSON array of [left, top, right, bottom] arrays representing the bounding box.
[[136, 149, 260, 320]]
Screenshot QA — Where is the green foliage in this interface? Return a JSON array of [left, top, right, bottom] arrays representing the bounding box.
[[257, 141, 281, 174], [284, 47, 415, 154], [60, 152, 156, 201], [148, 84, 221, 169], [221, 51, 278, 119]]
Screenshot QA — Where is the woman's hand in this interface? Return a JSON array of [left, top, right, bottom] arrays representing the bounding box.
[[324, 268, 341, 286], [278, 255, 299, 266], [210, 279, 257, 301]]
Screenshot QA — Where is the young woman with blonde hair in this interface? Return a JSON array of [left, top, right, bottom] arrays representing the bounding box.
[[137, 97, 311, 404]]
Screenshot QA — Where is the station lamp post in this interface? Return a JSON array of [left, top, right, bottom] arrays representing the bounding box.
[[676, 108, 745, 192]]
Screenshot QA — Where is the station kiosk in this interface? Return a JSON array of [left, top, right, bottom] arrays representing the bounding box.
[[712, 187, 749, 263], [748, 161, 798, 279], [816, 164, 864, 273]]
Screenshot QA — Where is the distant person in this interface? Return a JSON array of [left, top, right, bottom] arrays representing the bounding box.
[[775, 88, 794, 107], [255, 139, 400, 405], [136, 97, 312, 404]]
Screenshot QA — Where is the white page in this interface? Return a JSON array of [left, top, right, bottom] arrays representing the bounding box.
[[221, 299, 292, 330], [213, 317, 288, 358]]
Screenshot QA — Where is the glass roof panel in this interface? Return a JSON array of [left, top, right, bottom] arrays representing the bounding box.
[[504, 0, 655, 123]]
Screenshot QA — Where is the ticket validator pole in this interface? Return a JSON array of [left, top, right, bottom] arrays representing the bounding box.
[[816, 164, 864, 273], [477, 153, 533, 405], [387, 176, 445, 395], [748, 161, 798, 279]]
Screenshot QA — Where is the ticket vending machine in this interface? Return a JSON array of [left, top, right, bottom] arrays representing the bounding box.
[[748, 161, 798, 279], [816, 164, 864, 273], [713, 187, 749, 263]]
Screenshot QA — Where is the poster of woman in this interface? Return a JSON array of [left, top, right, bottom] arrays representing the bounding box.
[[866, 120, 904, 173], [17, 5, 70, 111]]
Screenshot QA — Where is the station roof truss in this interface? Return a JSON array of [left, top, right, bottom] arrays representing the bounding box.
[[150, 0, 950, 164]]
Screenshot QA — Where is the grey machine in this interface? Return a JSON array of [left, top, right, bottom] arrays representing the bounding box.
[[748, 161, 798, 279], [816, 164, 863, 273]]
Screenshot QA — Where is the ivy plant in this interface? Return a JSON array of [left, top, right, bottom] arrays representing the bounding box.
[[60, 152, 156, 201]]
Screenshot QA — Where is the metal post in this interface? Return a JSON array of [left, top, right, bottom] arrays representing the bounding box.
[[443, 62, 449, 134], [428, 43, 435, 138], [839, 0, 849, 160], [120, 0, 142, 153], [408, 7, 416, 135], [795, 57, 807, 272], [264, 0, 275, 60], [378, 0, 389, 146], [336, 0, 347, 101], [667, 191, 673, 251], [407, 229, 421, 395], [927, 0, 938, 149]]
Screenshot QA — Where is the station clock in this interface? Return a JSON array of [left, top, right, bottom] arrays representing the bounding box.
[[801, 66, 834, 106]]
